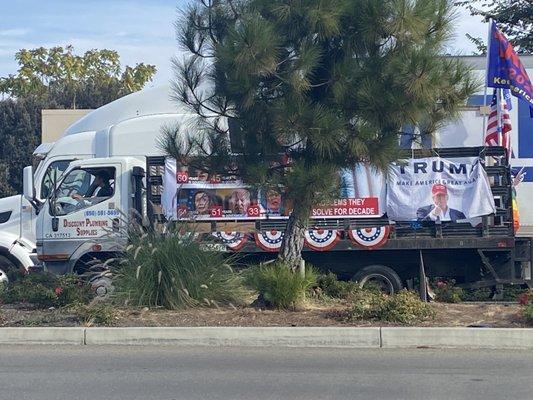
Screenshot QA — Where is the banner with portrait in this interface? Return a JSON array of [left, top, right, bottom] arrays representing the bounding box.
[[386, 157, 496, 222], [162, 158, 386, 221]]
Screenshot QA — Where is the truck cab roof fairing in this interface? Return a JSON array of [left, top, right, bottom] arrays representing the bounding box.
[[63, 85, 190, 137]]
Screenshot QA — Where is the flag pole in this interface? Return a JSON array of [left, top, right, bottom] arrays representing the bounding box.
[[482, 19, 493, 144], [496, 88, 503, 148]]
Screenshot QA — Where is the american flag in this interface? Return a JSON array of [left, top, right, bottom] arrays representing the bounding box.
[[485, 88, 512, 161]]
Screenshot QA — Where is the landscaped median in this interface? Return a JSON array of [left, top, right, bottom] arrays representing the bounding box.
[[2, 231, 533, 349], [1, 326, 533, 349]]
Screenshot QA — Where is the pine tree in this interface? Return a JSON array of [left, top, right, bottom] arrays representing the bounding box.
[[169, 0, 477, 269]]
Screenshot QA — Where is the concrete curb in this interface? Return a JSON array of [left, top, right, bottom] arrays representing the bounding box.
[[0, 327, 85, 345], [0, 327, 533, 348], [84, 327, 381, 347], [381, 327, 533, 349]]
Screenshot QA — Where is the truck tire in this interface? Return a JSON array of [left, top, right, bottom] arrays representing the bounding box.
[[352, 265, 403, 295], [0, 253, 20, 285]]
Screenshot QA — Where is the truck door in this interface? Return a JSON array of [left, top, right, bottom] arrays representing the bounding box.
[[41, 164, 121, 267], [21, 159, 72, 246]]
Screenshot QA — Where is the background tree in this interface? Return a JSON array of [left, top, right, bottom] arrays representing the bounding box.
[[456, 0, 532, 54], [168, 0, 477, 269], [0, 46, 157, 108], [0, 46, 157, 197], [0, 97, 46, 196]]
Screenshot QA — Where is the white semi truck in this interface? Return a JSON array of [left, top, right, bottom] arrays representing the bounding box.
[[25, 103, 533, 293], [8, 58, 533, 290], [0, 85, 193, 281], [27, 141, 533, 293]]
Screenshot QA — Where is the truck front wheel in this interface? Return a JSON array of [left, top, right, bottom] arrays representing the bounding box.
[[0, 254, 20, 285], [352, 265, 403, 295]]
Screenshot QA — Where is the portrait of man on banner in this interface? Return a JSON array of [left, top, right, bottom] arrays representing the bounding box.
[[417, 184, 466, 222], [226, 188, 252, 215]]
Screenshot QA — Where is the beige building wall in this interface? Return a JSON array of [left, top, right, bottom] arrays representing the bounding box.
[[41, 109, 93, 143]]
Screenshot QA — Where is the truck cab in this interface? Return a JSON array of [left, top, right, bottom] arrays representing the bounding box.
[[0, 84, 190, 281], [0, 132, 95, 281], [34, 157, 145, 275]]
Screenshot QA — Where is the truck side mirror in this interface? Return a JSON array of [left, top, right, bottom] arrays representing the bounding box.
[[23, 166, 35, 202]]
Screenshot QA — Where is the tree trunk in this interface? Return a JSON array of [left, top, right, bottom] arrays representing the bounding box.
[[278, 202, 309, 270]]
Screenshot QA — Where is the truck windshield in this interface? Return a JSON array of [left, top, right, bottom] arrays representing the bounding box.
[[52, 167, 115, 216], [41, 160, 71, 199]]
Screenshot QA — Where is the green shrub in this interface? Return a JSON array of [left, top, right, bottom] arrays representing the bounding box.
[[461, 287, 492, 302], [71, 302, 116, 326], [0, 273, 58, 308], [348, 289, 385, 320], [346, 290, 434, 325], [518, 290, 533, 326], [245, 263, 317, 309], [434, 280, 463, 303], [460, 285, 528, 302], [55, 274, 94, 306], [501, 285, 529, 302], [112, 228, 248, 310], [380, 290, 435, 324], [523, 302, 533, 326], [316, 272, 360, 299], [4, 268, 26, 284], [0, 272, 93, 308], [518, 290, 533, 306]]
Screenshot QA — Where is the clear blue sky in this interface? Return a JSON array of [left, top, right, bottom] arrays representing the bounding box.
[[0, 0, 487, 87]]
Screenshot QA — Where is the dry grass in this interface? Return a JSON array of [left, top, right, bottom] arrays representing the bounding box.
[[0, 300, 528, 328]]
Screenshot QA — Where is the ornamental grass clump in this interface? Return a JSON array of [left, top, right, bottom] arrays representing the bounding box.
[[245, 263, 317, 309], [112, 229, 247, 309]]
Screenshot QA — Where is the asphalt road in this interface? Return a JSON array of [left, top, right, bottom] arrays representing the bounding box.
[[0, 345, 532, 400]]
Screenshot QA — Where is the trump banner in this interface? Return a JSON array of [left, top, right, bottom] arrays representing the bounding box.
[[387, 157, 496, 222], [487, 21, 533, 111]]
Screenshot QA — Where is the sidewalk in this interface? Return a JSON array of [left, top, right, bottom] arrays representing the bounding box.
[[0, 326, 532, 349]]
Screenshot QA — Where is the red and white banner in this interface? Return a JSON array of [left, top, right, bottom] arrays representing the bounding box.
[[311, 198, 379, 218]]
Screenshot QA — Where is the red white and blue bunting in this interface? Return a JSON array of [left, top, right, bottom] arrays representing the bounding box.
[[254, 230, 284, 252], [348, 226, 390, 250], [304, 229, 340, 251], [212, 231, 247, 251]]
